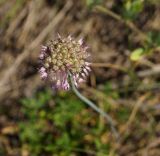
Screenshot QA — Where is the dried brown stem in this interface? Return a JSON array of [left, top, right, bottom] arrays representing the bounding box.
[[94, 5, 150, 43]]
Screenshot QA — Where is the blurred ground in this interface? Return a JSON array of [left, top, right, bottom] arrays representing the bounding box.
[[0, 0, 160, 155]]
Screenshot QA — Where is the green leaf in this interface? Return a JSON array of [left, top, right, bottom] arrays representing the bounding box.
[[130, 48, 144, 61], [123, 0, 144, 20]]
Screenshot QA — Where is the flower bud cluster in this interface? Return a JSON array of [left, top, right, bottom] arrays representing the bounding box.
[[39, 34, 91, 90]]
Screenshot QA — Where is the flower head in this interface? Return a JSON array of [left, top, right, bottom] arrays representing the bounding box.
[[39, 34, 91, 90]]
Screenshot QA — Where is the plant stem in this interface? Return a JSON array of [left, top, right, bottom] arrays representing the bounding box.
[[94, 5, 150, 43], [69, 73, 119, 140]]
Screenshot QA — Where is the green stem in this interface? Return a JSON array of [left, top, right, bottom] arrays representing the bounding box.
[[69, 73, 119, 140]]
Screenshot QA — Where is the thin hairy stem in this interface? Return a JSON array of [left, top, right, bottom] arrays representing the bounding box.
[[69, 72, 119, 139]]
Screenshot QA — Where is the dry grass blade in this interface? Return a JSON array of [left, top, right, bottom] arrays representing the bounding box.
[[0, 1, 73, 98], [125, 93, 150, 129], [138, 64, 160, 77], [4, 6, 28, 40], [91, 63, 127, 72]]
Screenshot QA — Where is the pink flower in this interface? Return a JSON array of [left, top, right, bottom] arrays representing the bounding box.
[[38, 34, 91, 90]]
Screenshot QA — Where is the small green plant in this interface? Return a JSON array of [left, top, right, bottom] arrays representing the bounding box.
[[130, 31, 160, 62], [19, 89, 112, 155], [122, 0, 144, 20]]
